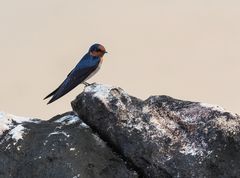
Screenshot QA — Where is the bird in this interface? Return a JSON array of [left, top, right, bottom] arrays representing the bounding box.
[[44, 43, 107, 104]]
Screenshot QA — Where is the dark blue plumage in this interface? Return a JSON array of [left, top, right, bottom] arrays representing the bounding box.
[[44, 44, 107, 104]]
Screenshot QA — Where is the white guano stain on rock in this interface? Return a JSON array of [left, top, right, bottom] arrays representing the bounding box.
[[179, 141, 211, 156], [200, 103, 225, 112], [70, 147, 75, 151], [55, 115, 80, 125], [0, 112, 40, 136], [0, 112, 30, 135], [79, 122, 89, 128], [84, 84, 113, 106], [84, 84, 131, 109], [48, 131, 70, 138], [215, 116, 240, 136], [73, 174, 81, 178], [0, 112, 39, 149], [85, 84, 113, 98], [55, 114, 90, 128], [8, 125, 26, 145]]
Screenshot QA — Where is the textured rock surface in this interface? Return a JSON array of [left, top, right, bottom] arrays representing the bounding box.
[[1, 83, 239, 178], [0, 112, 137, 178], [72, 83, 240, 178]]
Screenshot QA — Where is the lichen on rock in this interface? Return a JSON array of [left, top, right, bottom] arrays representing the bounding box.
[[72, 83, 240, 178]]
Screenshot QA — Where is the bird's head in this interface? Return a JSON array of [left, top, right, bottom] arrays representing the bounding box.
[[89, 43, 107, 58]]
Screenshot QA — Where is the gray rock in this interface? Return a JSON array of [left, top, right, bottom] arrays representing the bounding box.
[[0, 112, 137, 178], [72, 83, 240, 178]]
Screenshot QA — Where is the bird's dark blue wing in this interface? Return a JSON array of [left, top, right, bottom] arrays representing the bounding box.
[[45, 54, 100, 104]]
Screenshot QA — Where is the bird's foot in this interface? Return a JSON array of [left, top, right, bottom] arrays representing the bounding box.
[[82, 82, 91, 86]]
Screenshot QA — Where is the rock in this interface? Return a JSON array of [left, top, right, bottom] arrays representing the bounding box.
[[72, 83, 240, 178], [0, 112, 138, 178], [1, 83, 239, 178]]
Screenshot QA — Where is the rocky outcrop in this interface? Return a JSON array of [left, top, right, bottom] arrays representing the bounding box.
[[0, 112, 137, 178], [72, 84, 240, 178], [1, 83, 240, 178]]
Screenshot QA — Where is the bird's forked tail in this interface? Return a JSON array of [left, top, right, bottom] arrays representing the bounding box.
[[43, 86, 60, 101]]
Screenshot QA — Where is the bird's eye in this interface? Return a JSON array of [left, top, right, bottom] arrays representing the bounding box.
[[96, 49, 103, 52]]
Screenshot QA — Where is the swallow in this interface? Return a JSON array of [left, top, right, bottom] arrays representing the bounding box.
[[44, 43, 107, 104]]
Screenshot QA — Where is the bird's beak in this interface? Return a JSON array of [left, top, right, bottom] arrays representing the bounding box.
[[105, 51, 108, 54]]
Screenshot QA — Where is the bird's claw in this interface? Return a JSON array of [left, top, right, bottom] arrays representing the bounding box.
[[82, 82, 91, 86]]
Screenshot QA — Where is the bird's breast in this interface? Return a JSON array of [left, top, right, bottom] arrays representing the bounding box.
[[84, 58, 103, 82]]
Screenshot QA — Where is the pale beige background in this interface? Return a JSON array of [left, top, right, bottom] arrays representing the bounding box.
[[0, 0, 239, 119]]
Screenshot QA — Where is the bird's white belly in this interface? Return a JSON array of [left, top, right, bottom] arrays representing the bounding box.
[[84, 58, 103, 82]]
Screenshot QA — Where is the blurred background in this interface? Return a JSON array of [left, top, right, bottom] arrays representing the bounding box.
[[0, 0, 239, 119]]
